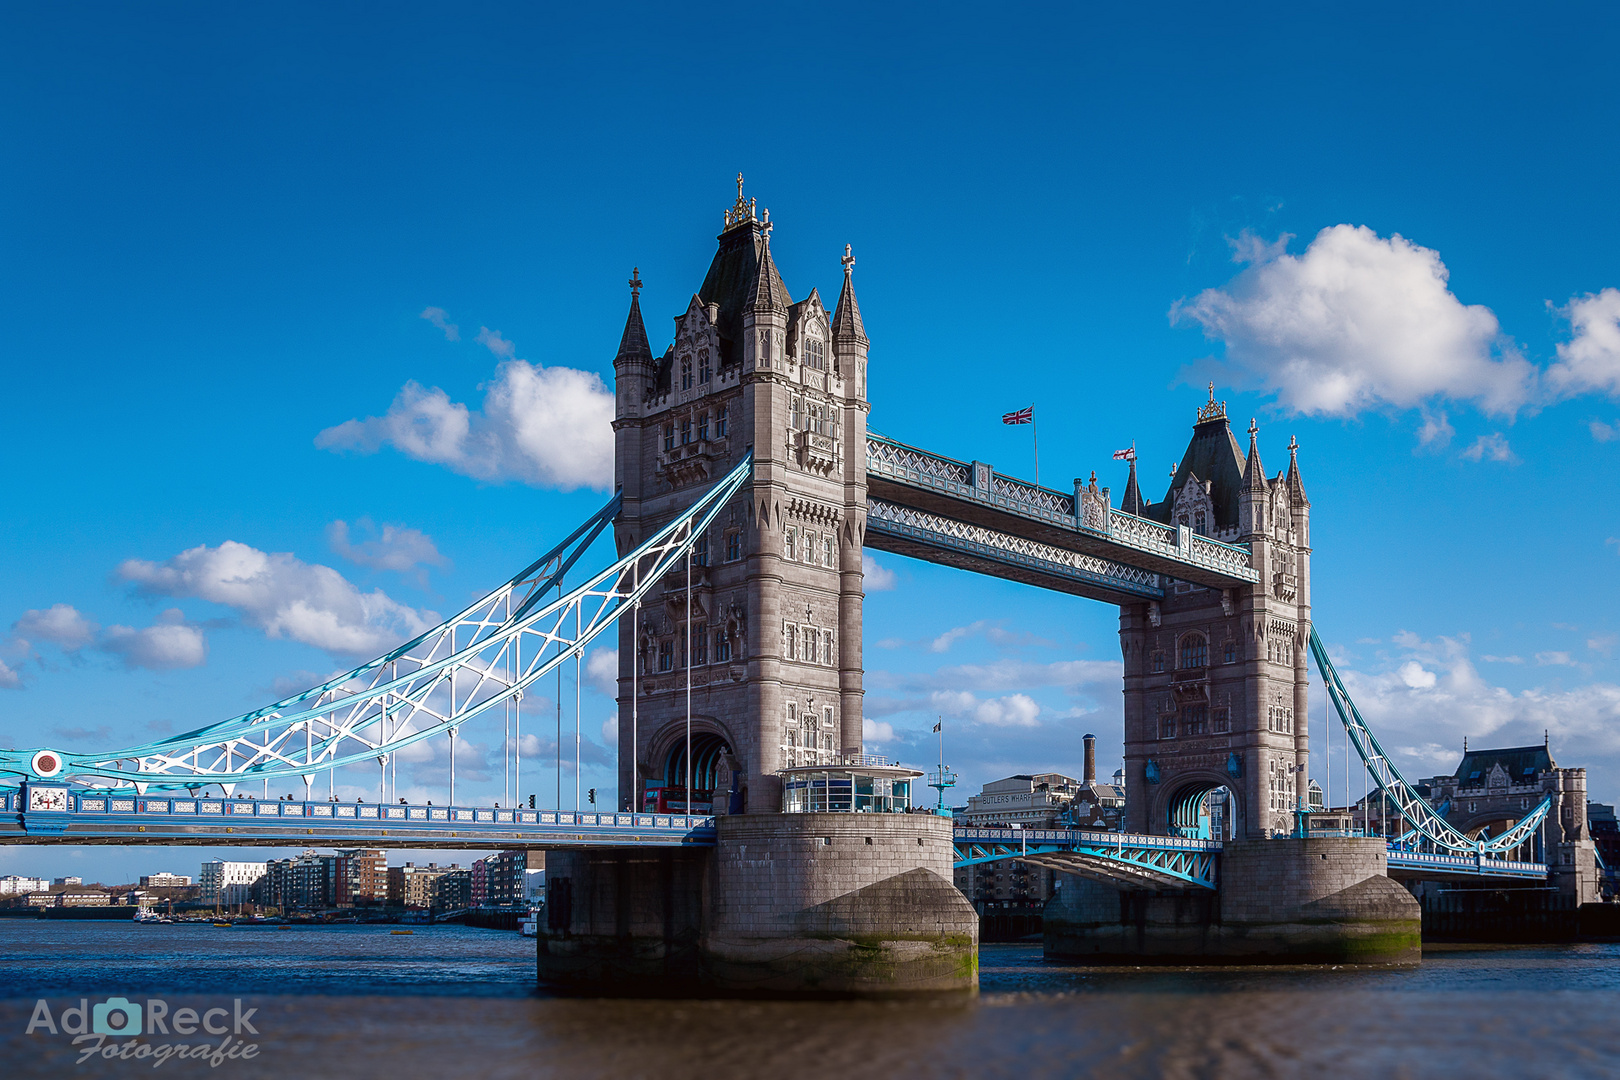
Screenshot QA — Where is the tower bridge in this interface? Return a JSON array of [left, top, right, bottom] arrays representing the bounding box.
[[1, 180, 1598, 989]]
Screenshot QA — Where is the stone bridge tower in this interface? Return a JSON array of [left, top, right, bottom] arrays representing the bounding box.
[[1119, 391, 1312, 840], [610, 179, 871, 814]]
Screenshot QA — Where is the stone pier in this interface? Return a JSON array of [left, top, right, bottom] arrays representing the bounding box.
[[1044, 837, 1420, 965], [538, 813, 978, 997]]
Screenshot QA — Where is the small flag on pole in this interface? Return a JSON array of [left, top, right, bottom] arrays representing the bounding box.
[[932, 721, 943, 733], [1001, 406, 1034, 425], [1112, 446, 1136, 461]]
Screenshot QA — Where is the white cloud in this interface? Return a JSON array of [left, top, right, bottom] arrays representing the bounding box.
[[118, 540, 438, 657], [1332, 632, 1620, 784], [585, 647, 618, 697], [101, 609, 207, 670], [1416, 408, 1454, 450], [0, 658, 20, 690], [1172, 225, 1534, 417], [1398, 661, 1436, 689], [928, 688, 1041, 728], [1535, 651, 1576, 667], [1460, 432, 1519, 464], [1547, 288, 1620, 399], [863, 718, 897, 743], [1480, 654, 1524, 664], [327, 519, 447, 574], [1589, 635, 1618, 658], [13, 603, 98, 651], [419, 306, 459, 341], [315, 359, 614, 492], [862, 553, 897, 591], [601, 714, 618, 745], [1591, 420, 1620, 443], [475, 326, 517, 360]]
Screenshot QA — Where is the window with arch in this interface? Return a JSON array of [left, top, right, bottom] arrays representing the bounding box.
[[1194, 510, 1207, 536], [1152, 652, 1165, 673], [805, 336, 826, 370], [725, 532, 742, 562], [680, 356, 693, 391], [1224, 641, 1236, 664], [697, 412, 709, 441], [1159, 715, 1177, 739], [1178, 634, 1208, 670], [1212, 707, 1230, 733], [662, 424, 674, 452], [784, 527, 797, 560], [715, 629, 732, 664], [698, 348, 711, 383], [1180, 704, 1208, 736], [783, 622, 796, 659], [715, 405, 729, 438], [679, 417, 692, 445]]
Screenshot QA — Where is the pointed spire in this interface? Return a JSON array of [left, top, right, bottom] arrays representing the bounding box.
[[613, 267, 653, 368], [1285, 435, 1310, 506], [1120, 456, 1146, 515], [746, 229, 787, 314], [1241, 418, 1268, 493], [832, 243, 868, 344]]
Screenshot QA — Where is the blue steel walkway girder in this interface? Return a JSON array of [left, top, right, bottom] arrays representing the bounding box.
[[866, 498, 1164, 605], [953, 828, 1220, 890], [865, 435, 1259, 591]]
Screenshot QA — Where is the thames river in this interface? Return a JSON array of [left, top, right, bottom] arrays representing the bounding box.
[[1, 921, 1616, 1078]]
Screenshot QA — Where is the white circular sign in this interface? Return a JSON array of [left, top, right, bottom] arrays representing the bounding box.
[[30, 750, 64, 778]]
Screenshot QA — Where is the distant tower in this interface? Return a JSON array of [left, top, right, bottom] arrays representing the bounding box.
[[1118, 388, 1312, 839], [612, 178, 871, 814]]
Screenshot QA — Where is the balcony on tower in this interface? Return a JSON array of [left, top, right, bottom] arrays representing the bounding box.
[[781, 757, 922, 814]]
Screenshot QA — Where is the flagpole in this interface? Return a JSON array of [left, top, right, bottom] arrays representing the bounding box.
[[1031, 405, 1039, 487]]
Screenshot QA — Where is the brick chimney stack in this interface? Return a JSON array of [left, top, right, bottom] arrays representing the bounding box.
[[1083, 734, 1096, 785]]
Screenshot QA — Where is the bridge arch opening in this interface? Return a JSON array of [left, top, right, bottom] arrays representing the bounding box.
[[1165, 780, 1239, 840], [649, 729, 732, 814]]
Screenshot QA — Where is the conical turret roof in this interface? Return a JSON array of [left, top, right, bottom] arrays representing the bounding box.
[[832, 244, 867, 345], [1286, 437, 1310, 506], [613, 271, 653, 368], [1119, 457, 1146, 516], [1241, 420, 1269, 495]]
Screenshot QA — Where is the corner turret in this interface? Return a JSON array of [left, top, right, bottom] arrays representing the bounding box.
[[831, 244, 869, 400]]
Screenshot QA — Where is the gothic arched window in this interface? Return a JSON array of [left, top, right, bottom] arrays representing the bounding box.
[[1178, 633, 1208, 670], [680, 355, 693, 391], [805, 336, 826, 371], [698, 348, 711, 383], [1194, 510, 1207, 536]]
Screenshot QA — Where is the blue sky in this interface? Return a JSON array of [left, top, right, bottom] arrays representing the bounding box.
[[4, 4, 1620, 880]]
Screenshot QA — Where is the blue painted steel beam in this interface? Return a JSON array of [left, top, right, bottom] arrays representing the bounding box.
[[1, 788, 715, 849], [953, 827, 1220, 889]]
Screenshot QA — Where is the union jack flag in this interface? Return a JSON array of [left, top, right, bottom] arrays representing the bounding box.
[[1002, 406, 1033, 425], [1112, 446, 1136, 461]]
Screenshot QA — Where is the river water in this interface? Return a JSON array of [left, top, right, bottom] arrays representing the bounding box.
[[1, 921, 1616, 1078]]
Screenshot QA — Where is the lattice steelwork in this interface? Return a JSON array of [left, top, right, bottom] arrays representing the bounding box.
[[953, 827, 1220, 889], [866, 434, 1258, 585], [0, 456, 754, 793], [1310, 627, 1553, 856], [867, 498, 1162, 599]]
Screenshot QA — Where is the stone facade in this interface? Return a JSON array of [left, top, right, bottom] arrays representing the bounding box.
[[1045, 837, 1420, 964], [1120, 392, 1313, 840], [611, 180, 870, 815], [538, 812, 976, 996]]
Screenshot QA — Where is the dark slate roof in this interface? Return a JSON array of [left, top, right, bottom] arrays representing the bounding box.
[[832, 265, 867, 344], [613, 292, 652, 367], [697, 221, 791, 369], [1118, 458, 1146, 516], [1286, 441, 1310, 506], [1452, 744, 1553, 787], [1148, 416, 1248, 529]]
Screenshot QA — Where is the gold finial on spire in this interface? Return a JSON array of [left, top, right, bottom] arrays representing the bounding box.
[[1196, 382, 1228, 423], [842, 243, 856, 275], [724, 174, 759, 230], [628, 267, 643, 297]]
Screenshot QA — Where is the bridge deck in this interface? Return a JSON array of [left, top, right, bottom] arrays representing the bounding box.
[[1, 791, 715, 849], [866, 435, 1259, 592]]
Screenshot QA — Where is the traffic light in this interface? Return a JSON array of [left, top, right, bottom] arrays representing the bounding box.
[[528, 794, 535, 809], [588, 788, 596, 805]]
